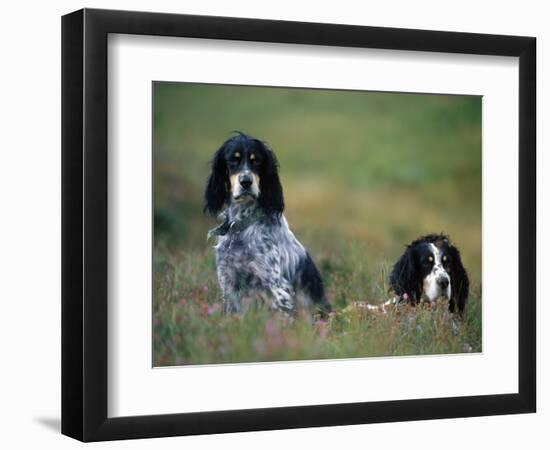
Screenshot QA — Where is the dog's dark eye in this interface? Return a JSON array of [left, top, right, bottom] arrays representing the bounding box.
[[227, 158, 239, 169], [228, 151, 241, 163], [248, 153, 261, 167]]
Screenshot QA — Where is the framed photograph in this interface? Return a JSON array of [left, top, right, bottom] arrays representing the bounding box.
[[62, 8, 536, 442]]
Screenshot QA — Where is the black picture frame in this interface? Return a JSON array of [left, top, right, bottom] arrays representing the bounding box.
[[62, 8, 536, 442]]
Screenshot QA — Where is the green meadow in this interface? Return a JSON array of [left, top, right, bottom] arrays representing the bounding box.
[[153, 83, 482, 366]]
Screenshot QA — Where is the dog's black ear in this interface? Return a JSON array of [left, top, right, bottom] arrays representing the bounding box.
[[389, 245, 421, 304], [257, 141, 284, 216], [448, 245, 469, 314], [204, 145, 229, 216]]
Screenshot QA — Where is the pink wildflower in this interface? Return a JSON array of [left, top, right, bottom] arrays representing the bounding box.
[[207, 303, 221, 316], [317, 321, 330, 339]]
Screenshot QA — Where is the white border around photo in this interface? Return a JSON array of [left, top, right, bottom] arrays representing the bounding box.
[[107, 34, 519, 418]]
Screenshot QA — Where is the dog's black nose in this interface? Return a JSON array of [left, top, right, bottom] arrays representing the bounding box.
[[437, 277, 449, 289], [239, 174, 252, 189]]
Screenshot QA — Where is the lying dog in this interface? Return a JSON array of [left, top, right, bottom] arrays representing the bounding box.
[[204, 132, 331, 318], [388, 233, 470, 314]]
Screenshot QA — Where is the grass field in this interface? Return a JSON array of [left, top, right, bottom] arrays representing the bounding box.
[[153, 83, 482, 366]]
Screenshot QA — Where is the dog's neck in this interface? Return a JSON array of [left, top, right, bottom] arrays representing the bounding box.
[[226, 200, 260, 223], [207, 201, 263, 240]]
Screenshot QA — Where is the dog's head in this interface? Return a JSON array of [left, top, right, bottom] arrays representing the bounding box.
[[204, 132, 284, 216], [389, 234, 469, 313]]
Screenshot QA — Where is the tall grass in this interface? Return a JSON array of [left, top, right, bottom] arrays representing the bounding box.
[[153, 246, 481, 366]]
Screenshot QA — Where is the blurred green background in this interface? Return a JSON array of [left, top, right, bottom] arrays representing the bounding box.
[[154, 82, 481, 286], [152, 82, 481, 365]]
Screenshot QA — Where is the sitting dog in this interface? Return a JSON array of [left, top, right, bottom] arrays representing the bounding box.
[[204, 132, 331, 318], [389, 234, 469, 314]]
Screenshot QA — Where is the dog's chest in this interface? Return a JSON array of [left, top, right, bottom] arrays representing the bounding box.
[[214, 220, 305, 283], [215, 225, 274, 269]]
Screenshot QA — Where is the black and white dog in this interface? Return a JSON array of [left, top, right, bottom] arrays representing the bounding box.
[[204, 132, 331, 318], [389, 234, 469, 314]]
